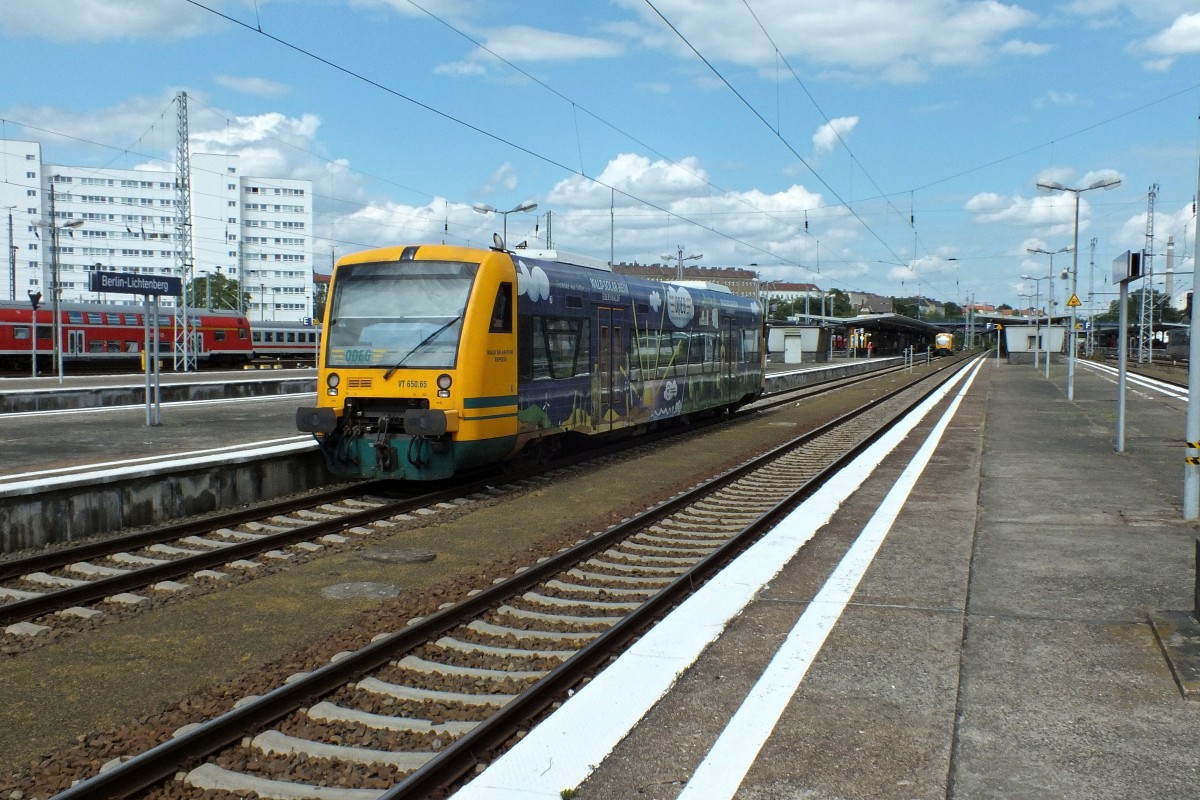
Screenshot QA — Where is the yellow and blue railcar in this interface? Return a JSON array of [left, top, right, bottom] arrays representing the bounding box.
[[934, 331, 954, 355], [296, 243, 764, 480]]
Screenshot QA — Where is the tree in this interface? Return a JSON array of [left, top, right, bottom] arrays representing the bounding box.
[[893, 297, 918, 318], [942, 301, 963, 320], [314, 280, 328, 322], [187, 271, 246, 312], [825, 289, 854, 317], [1094, 288, 1182, 324]]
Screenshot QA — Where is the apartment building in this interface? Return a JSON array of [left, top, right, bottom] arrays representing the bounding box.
[[0, 140, 313, 322]]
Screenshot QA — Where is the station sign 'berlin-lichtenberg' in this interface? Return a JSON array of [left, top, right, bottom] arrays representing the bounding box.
[[89, 271, 182, 297]]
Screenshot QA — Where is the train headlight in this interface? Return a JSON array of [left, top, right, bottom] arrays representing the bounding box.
[[326, 372, 340, 396], [437, 373, 452, 398]]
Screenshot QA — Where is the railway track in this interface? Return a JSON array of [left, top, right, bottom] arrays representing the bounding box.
[[0, 482, 459, 636], [0, 357, 941, 646], [43, 355, 978, 800]]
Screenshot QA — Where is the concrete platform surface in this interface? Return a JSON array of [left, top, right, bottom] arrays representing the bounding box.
[[460, 357, 1200, 799]]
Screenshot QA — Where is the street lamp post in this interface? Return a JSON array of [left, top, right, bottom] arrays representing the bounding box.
[[1026, 246, 1072, 380], [1021, 274, 1049, 371], [661, 245, 703, 280], [473, 201, 538, 248], [45, 208, 84, 384], [1037, 177, 1121, 400]]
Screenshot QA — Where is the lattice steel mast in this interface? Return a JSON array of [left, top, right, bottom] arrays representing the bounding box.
[[1086, 237, 1096, 356], [1138, 184, 1157, 363], [174, 91, 196, 371]]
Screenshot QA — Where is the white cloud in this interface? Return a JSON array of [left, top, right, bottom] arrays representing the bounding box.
[[436, 24, 623, 75], [548, 153, 711, 208], [0, 0, 216, 42], [539, 152, 851, 275], [966, 169, 1124, 245], [812, 116, 859, 158], [1000, 39, 1051, 56], [350, 0, 483, 26], [613, 0, 1039, 83], [480, 162, 519, 195], [1142, 57, 1176, 72], [965, 191, 1075, 234], [481, 25, 623, 61], [214, 75, 292, 99], [1144, 12, 1200, 55], [1033, 90, 1084, 109]]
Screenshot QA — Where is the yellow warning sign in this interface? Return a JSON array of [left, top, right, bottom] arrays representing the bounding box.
[[1066, 293, 1082, 307]]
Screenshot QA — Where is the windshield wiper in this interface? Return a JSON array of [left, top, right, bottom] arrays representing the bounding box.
[[382, 315, 462, 380]]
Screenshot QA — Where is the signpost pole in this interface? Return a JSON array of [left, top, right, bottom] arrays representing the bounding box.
[[143, 295, 152, 427], [153, 297, 162, 425], [90, 271, 181, 425], [1117, 280, 1128, 452]]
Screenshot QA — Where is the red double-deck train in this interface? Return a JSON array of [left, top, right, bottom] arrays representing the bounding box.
[[0, 300, 318, 371]]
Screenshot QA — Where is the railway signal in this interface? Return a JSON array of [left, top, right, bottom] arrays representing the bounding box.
[[27, 290, 40, 378]]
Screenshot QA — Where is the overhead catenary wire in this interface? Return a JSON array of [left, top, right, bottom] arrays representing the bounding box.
[[178, 0, 829, 277]]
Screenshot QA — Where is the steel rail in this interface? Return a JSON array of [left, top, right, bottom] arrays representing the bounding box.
[[49, 357, 972, 800], [0, 480, 388, 582]]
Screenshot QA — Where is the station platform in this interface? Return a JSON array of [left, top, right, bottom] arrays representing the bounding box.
[[457, 356, 1200, 800], [0, 367, 315, 414], [0, 370, 315, 478]]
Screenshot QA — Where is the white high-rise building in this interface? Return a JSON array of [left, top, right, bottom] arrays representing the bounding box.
[[0, 140, 314, 322]]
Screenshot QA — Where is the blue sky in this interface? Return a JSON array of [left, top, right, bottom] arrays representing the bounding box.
[[2, 0, 1199, 312]]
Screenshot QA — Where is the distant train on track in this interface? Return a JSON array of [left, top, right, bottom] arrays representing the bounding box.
[[0, 300, 318, 371], [296, 242, 766, 480], [934, 331, 955, 355]]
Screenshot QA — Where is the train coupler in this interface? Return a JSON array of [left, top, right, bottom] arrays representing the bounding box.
[[375, 442, 398, 472]]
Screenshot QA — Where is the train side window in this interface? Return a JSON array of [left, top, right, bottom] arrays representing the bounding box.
[[287, 332, 296, 342], [14, 326, 29, 340], [574, 318, 590, 376], [106, 341, 121, 353], [215, 330, 226, 342], [742, 327, 759, 362], [125, 342, 139, 353], [490, 282, 513, 333], [544, 318, 579, 378], [532, 318, 552, 379], [252, 331, 262, 343], [265, 332, 274, 342], [240, 329, 248, 339]]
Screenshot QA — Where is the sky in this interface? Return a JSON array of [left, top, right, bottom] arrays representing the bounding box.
[[1, 0, 1199, 313]]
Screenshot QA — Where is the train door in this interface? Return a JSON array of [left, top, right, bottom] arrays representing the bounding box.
[[595, 307, 628, 431], [720, 317, 739, 406], [67, 329, 86, 360]]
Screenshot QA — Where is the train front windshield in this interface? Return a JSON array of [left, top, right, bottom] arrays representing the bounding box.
[[325, 260, 477, 369]]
